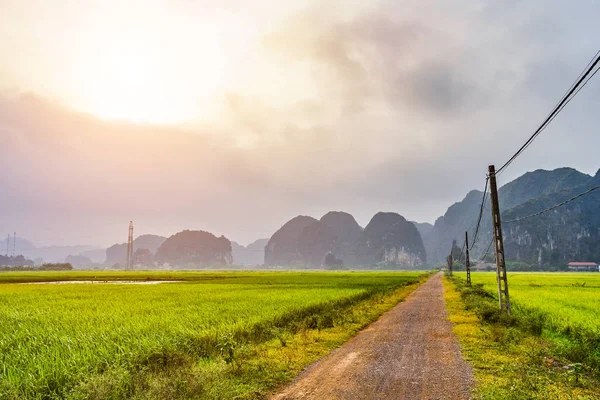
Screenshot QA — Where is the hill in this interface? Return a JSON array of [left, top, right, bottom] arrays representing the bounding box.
[[232, 238, 268, 266], [356, 212, 426, 268], [0, 236, 36, 252], [265, 212, 425, 268], [501, 169, 600, 266], [105, 234, 167, 266], [154, 230, 232, 268], [265, 216, 319, 266], [422, 167, 599, 267]]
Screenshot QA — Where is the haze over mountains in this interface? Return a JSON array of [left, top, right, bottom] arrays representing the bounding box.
[[423, 167, 600, 266], [3, 167, 600, 269]]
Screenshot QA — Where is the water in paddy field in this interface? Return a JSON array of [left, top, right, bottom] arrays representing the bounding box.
[[20, 280, 183, 285]]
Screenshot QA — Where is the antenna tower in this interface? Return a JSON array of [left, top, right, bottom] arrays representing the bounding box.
[[13, 232, 16, 257], [126, 221, 134, 269]]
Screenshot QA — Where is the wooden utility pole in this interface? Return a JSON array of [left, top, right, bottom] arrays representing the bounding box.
[[465, 231, 471, 286], [446, 254, 453, 276], [488, 165, 510, 314]]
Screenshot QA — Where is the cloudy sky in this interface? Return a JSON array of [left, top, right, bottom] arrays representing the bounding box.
[[1, 0, 599, 247]]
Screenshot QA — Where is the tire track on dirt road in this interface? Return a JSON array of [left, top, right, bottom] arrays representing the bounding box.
[[271, 273, 473, 399]]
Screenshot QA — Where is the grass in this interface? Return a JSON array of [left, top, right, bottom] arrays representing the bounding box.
[[455, 272, 600, 331], [444, 272, 600, 399], [0, 270, 428, 399]]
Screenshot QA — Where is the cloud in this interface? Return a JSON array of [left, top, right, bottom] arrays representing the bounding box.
[[2, 0, 600, 246]]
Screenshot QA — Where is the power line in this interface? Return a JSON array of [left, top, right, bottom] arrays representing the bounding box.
[[470, 177, 489, 249], [477, 237, 495, 263], [537, 49, 600, 130], [505, 184, 600, 223], [497, 50, 600, 175]]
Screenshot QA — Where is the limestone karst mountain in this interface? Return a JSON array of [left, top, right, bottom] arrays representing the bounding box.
[[265, 216, 318, 266], [355, 212, 426, 268], [154, 230, 232, 268], [266, 211, 425, 268], [421, 167, 600, 267], [105, 234, 167, 265], [232, 238, 268, 266]]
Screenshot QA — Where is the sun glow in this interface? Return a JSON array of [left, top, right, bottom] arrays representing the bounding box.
[[67, 29, 228, 125]]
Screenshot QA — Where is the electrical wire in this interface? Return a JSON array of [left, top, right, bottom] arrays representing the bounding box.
[[497, 50, 600, 175], [470, 177, 489, 249], [475, 237, 495, 264], [505, 184, 600, 223]]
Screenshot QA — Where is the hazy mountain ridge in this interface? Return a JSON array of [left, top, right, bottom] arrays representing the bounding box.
[[356, 212, 426, 267], [501, 169, 600, 265], [265, 216, 319, 266], [266, 211, 425, 268], [105, 234, 167, 266], [154, 230, 232, 268], [411, 222, 433, 238], [232, 238, 268, 266], [423, 167, 600, 266]]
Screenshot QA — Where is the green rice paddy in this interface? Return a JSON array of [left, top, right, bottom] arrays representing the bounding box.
[[0, 271, 425, 399]]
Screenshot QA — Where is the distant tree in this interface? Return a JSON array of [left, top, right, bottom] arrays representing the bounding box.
[[450, 239, 464, 262], [39, 263, 73, 271]]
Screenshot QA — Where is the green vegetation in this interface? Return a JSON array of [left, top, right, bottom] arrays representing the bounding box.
[[0, 263, 74, 272], [0, 270, 427, 399], [445, 272, 600, 399]]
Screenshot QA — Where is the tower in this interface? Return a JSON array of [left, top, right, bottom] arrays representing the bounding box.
[[13, 232, 16, 257], [5, 234, 9, 257], [126, 221, 134, 269]]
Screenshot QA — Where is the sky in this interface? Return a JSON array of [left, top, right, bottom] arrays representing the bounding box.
[[1, 0, 600, 247]]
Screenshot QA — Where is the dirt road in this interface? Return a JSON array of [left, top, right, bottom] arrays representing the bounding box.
[[272, 273, 473, 399]]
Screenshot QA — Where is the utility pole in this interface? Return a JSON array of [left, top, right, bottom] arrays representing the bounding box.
[[488, 165, 510, 314], [465, 231, 471, 286], [126, 221, 134, 269], [446, 253, 453, 276]]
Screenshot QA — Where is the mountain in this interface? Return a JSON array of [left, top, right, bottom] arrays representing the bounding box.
[[295, 211, 363, 267], [18, 245, 100, 264], [501, 169, 600, 266], [297, 220, 338, 266], [78, 249, 106, 264], [0, 237, 105, 264], [0, 236, 36, 253], [265, 211, 425, 268], [265, 216, 319, 266], [154, 230, 232, 268], [498, 168, 590, 210], [105, 234, 167, 266], [356, 212, 426, 267], [65, 254, 94, 268], [319, 211, 363, 265], [411, 222, 433, 239], [423, 189, 486, 264], [265, 213, 364, 268], [231, 238, 268, 265], [425, 167, 598, 266]]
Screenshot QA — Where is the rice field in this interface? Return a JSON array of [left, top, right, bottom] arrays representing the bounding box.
[[459, 272, 600, 339], [0, 271, 425, 399]]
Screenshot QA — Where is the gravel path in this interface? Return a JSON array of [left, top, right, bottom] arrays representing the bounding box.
[[271, 273, 473, 399]]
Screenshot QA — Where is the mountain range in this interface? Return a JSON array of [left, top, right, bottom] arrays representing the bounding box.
[[423, 167, 600, 267], [265, 211, 425, 268], [231, 239, 269, 266], [4, 167, 599, 269]]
